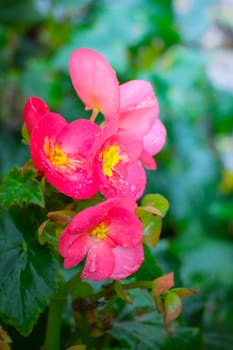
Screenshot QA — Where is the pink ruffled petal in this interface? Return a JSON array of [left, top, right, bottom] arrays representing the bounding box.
[[58, 119, 102, 158], [81, 241, 115, 281], [143, 119, 166, 155], [113, 131, 142, 162], [64, 205, 106, 236], [139, 150, 157, 170], [59, 234, 90, 269], [118, 80, 159, 138], [107, 208, 143, 247], [110, 244, 144, 280], [69, 48, 120, 120], [30, 112, 67, 172], [99, 161, 146, 200], [23, 96, 50, 134]]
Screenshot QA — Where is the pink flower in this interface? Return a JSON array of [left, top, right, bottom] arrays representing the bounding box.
[[23, 96, 50, 134], [59, 198, 144, 281], [30, 112, 102, 199], [118, 80, 166, 169], [69, 48, 166, 168], [69, 48, 120, 120], [96, 130, 146, 200]]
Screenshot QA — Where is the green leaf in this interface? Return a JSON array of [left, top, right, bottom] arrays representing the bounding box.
[[135, 245, 162, 281], [109, 289, 164, 350], [164, 292, 182, 324], [0, 207, 58, 335], [0, 167, 44, 208], [137, 207, 162, 247], [164, 325, 203, 350], [152, 272, 174, 297], [141, 193, 169, 217]]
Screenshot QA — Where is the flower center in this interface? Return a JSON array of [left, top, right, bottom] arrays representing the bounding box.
[[90, 222, 108, 239], [100, 144, 120, 177], [43, 137, 69, 167]]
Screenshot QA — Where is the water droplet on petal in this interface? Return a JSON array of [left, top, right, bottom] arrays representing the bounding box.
[[130, 185, 136, 192]]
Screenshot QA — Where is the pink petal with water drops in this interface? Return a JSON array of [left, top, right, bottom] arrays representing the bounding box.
[[58, 119, 102, 162], [143, 118, 166, 156], [59, 197, 143, 281], [107, 207, 143, 247], [30, 112, 67, 172], [23, 96, 50, 134], [99, 160, 146, 200], [30, 114, 101, 199], [118, 80, 159, 138], [69, 48, 120, 120], [81, 241, 115, 281], [110, 244, 144, 280], [61, 234, 91, 269]]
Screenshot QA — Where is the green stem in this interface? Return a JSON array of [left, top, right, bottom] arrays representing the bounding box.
[[43, 297, 65, 350], [94, 281, 153, 300], [81, 309, 91, 349]]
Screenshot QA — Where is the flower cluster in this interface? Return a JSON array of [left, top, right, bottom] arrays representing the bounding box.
[[23, 48, 166, 281]]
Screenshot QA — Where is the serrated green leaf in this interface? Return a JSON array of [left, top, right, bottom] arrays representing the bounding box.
[[165, 325, 203, 350], [0, 167, 44, 208], [108, 289, 164, 350], [0, 207, 58, 335]]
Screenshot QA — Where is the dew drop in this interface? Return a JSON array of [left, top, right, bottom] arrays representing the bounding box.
[[130, 185, 136, 192]]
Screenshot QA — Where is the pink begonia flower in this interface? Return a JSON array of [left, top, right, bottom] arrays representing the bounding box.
[[23, 96, 50, 134], [118, 80, 166, 169], [69, 48, 166, 169], [96, 130, 146, 200], [69, 48, 120, 120], [30, 112, 102, 199], [59, 197, 144, 281]]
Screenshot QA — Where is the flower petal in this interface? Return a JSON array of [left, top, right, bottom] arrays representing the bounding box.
[[59, 234, 90, 269], [108, 207, 143, 247], [81, 241, 115, 281], [110, 244, 144, 280], [139, 150, 157, 170], [23, 96, 50, 134], [143, 118, 166, 155], [30, 114, 100, 199], [118, 80, 159, 137], [99, 160, 146, 200], [30, 112, 67, 172], [69, 48, 120, 120]]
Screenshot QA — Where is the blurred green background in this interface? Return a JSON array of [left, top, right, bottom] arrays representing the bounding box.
[[1, 0, 233, 349]]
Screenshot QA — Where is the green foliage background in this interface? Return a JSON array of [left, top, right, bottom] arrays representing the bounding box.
[[1, 0, 233, 349]]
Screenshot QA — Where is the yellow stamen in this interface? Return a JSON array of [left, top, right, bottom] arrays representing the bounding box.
[[100, 144, 120, 177], [90, 222, 108, 239], [43, 137, 69, 167]]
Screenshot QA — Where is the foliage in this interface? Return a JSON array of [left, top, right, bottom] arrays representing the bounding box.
[[1, 0, 233, 349]]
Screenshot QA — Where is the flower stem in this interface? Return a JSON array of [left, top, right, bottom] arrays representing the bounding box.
[[43, 297, 66, 350], [94, 281, 153, 300]]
